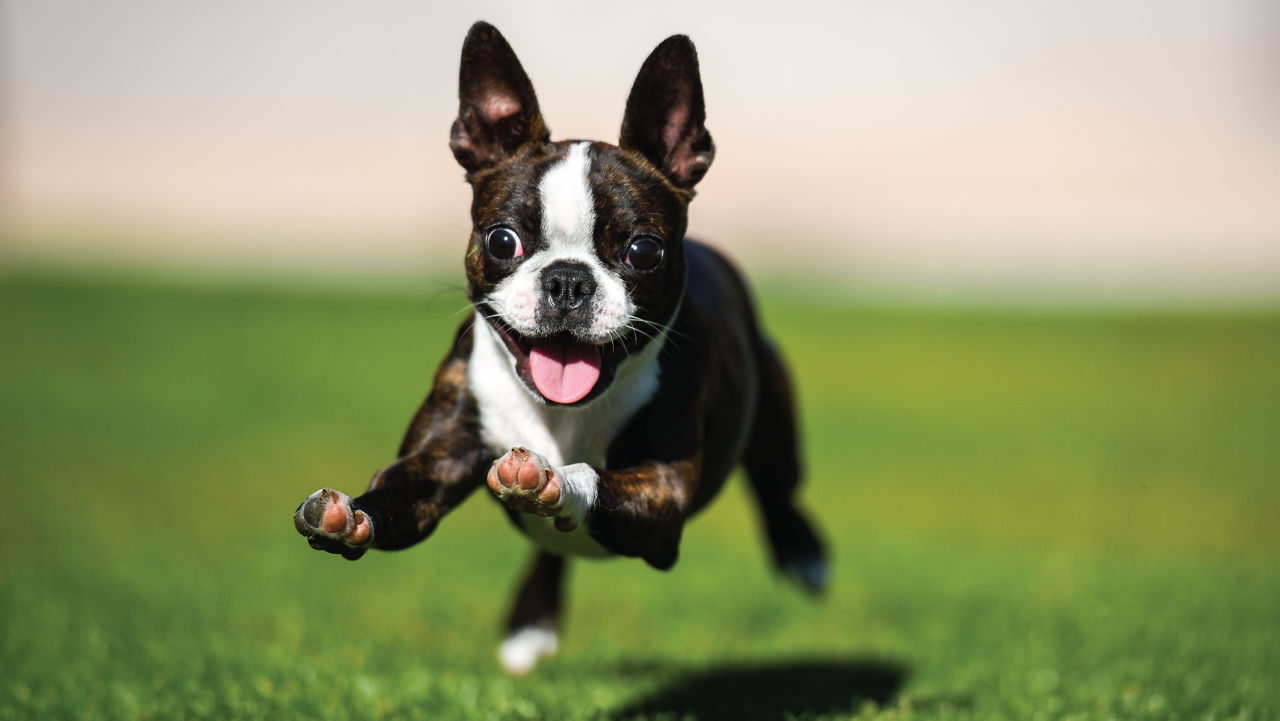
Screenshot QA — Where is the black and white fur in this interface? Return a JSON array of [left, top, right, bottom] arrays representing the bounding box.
[[294, 22, 826, 676]]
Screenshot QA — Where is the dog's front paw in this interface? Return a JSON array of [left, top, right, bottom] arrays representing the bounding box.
[[487, 448, 577, 532], [294, 488, 374, 560]]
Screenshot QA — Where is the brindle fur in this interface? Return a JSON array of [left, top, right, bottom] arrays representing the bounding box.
[[295, 21, 825, 662]]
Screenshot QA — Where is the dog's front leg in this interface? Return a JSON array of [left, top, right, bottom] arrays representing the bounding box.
[[294, 329, 487, 559], [488, 448, 699, 570], [294, 443, 486, 559]]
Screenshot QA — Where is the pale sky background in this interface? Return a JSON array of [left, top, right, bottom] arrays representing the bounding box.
[[1, 0, 1278, 300]]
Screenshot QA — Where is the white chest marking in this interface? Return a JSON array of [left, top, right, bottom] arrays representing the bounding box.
[[468, 313, 666, 557]]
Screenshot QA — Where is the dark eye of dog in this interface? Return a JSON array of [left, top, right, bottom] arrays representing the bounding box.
[[485, 227, 523, 260], [624, 237, 663, 270]]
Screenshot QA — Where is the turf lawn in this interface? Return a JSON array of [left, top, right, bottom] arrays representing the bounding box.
[[1, 270, 1277, 720]]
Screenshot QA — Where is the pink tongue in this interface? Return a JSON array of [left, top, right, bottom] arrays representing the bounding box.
[[529, 337, 602, 404]]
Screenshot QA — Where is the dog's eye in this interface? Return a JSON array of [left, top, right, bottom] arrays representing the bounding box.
[[624, 236, 663, 270], [485, 227, 524, 260]]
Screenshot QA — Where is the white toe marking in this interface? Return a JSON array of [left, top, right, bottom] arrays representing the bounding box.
[[515, 461, 606, 557], [498, 626, 559, 676], [554, 462, 598, 527]]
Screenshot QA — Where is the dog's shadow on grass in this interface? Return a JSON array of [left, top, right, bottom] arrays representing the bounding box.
[[606, 657, 910, 721]]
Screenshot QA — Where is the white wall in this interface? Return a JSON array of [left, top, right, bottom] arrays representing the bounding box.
[[2, 0, 1278, 300]]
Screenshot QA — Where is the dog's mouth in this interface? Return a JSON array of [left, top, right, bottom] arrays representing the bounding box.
[[526, 333, 602, 404], [484, 312, 614, 406]]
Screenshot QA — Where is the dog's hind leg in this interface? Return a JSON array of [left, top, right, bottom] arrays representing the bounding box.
[[741, 338, 828, 593], [498, 551, 566, 676]]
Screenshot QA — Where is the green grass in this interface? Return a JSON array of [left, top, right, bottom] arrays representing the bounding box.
[[1, 270, 1277, 720]]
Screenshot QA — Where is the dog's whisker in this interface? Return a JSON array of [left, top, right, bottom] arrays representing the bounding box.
[[288, 21, 827, 679], [449, 305, 477, 320]]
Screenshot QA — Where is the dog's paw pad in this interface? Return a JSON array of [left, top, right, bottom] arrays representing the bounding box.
[[347, 511, 372, 545], [321, 496, 350, 533], [294, 488, 373, 557], [489, 447, 528, 492], [487, 448, 562, 516]]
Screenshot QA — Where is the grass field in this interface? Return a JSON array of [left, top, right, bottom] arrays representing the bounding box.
[[1, 270, 1277, 720]]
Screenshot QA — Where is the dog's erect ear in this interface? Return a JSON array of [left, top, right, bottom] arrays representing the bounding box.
[[450, 22, 549, 173], [619, 35, 715, 190]]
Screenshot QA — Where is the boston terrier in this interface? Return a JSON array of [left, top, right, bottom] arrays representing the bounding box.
[[294, 21, 826, 675]]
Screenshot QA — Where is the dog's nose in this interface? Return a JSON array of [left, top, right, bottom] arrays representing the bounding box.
[[541, 261, 596, 311]]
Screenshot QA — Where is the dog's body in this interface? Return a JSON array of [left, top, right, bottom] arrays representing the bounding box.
[[294, 22, 825, 675]]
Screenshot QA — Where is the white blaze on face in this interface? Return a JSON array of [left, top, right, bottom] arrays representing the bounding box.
[[487, 142, 634, 341], [539, 141, 596, 254]]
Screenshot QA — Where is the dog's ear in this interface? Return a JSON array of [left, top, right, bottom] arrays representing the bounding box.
[[450, 22, 549, 173], [619, 35, 715, 190]]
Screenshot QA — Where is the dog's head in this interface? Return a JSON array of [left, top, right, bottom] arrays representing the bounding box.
[[450, 22, 714, 407]]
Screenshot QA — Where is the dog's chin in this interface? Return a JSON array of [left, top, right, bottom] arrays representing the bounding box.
[[485, 317, 621, 407]]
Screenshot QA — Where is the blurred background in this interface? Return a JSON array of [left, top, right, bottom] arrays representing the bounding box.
[[2, 2, 1278, 719], [3, 0, 1278, 301]]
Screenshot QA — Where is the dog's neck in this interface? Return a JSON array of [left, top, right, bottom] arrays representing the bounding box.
[[468, 313, 669, 466]]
